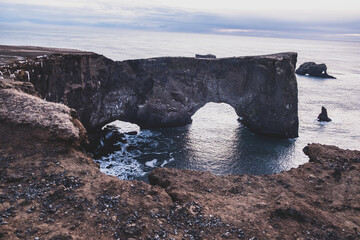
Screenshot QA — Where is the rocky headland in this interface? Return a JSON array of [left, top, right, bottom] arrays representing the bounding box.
[[0, 46, 359, 239], [0, 46, 298, 138], [295, 62, 336, 79]]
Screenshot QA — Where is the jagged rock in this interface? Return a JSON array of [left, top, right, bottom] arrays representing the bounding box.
[[88, 120, 140, 157], [92, 125, 127, 157], [296, 62, 336, 79], [2, 52, 299, 138], [318, 106, 331, 122], [100, 125, 126, 152], [195, 54, 216, 59]]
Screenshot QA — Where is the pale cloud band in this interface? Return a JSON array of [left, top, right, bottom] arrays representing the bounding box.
[[0, 0, 359, 40]]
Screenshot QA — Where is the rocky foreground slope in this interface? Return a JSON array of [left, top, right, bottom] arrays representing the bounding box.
[[0, 81, 359, 239]]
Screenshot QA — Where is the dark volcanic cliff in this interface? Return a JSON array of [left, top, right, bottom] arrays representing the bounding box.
[[2, 52, 298, 138]]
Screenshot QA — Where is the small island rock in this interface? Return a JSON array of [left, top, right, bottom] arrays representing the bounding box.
[[195, 54, 216, 59], [296, 62, 335, 79], [318, 106, 332, 122]]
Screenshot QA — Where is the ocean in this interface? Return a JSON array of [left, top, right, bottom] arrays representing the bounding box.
[[1, 24, 359, 181]]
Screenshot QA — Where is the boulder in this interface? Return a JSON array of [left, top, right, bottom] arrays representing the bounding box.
[[0, 88, 87, 146], [295, 62, 336, 79], [317, 106, 331, 122]]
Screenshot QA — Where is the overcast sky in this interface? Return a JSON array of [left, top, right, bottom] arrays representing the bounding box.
[[1, 0, 360, 39]]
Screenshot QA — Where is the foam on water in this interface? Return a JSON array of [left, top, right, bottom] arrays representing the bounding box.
[[96, 152, 145, 180], [145, 159, 158, 168]]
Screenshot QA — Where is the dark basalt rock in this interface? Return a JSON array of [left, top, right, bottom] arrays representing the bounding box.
[[296, 62, 336, 79], [195, 54, 216, 59], [87, 125, 127, 158], [1, 52, 299, 138], [318, 106, 332, 122]]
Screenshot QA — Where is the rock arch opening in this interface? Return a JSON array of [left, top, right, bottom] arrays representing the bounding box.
[[185, 102, 241, 173]]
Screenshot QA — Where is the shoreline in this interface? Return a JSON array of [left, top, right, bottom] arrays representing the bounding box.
[[0, 46, 359, 239]]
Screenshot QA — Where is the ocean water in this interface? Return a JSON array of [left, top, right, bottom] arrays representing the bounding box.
[[1, 24, 359, 181]]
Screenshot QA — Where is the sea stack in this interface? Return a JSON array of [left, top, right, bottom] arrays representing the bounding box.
[[195, 54, 216, 59], [296, 62, 336, 79], [318, 106, 332, 122]]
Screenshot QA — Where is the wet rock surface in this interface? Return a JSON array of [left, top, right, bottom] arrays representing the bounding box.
[[296, 62, 336, 79], [0, 46, 298, 138], [88, 125, 127, 158]]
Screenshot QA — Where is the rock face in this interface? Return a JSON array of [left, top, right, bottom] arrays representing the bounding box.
[[296, 62, 336, 79], [318, 106, 332, 122], [1, 51, 299, 138]]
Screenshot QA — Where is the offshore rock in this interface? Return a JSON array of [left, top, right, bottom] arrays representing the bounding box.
[[96, 129, 125, 157], [1, 51, 299, 138], [195, 54, 216, 59], [102, 120, 140, 135], [89, 120, 140, 157], [318, 106, 332, 122], [296, 62, 336, 79]]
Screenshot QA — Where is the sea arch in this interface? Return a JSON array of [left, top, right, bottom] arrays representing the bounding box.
[[29, 52, 299, 138]]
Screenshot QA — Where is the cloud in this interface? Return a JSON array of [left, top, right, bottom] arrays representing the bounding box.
[[0, 0, 359, 40]]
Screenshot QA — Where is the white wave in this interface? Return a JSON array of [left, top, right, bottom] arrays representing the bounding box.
[[160, 153, 175, 167], [98, 152, 145, 180], [145, 159, 158, 167]]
